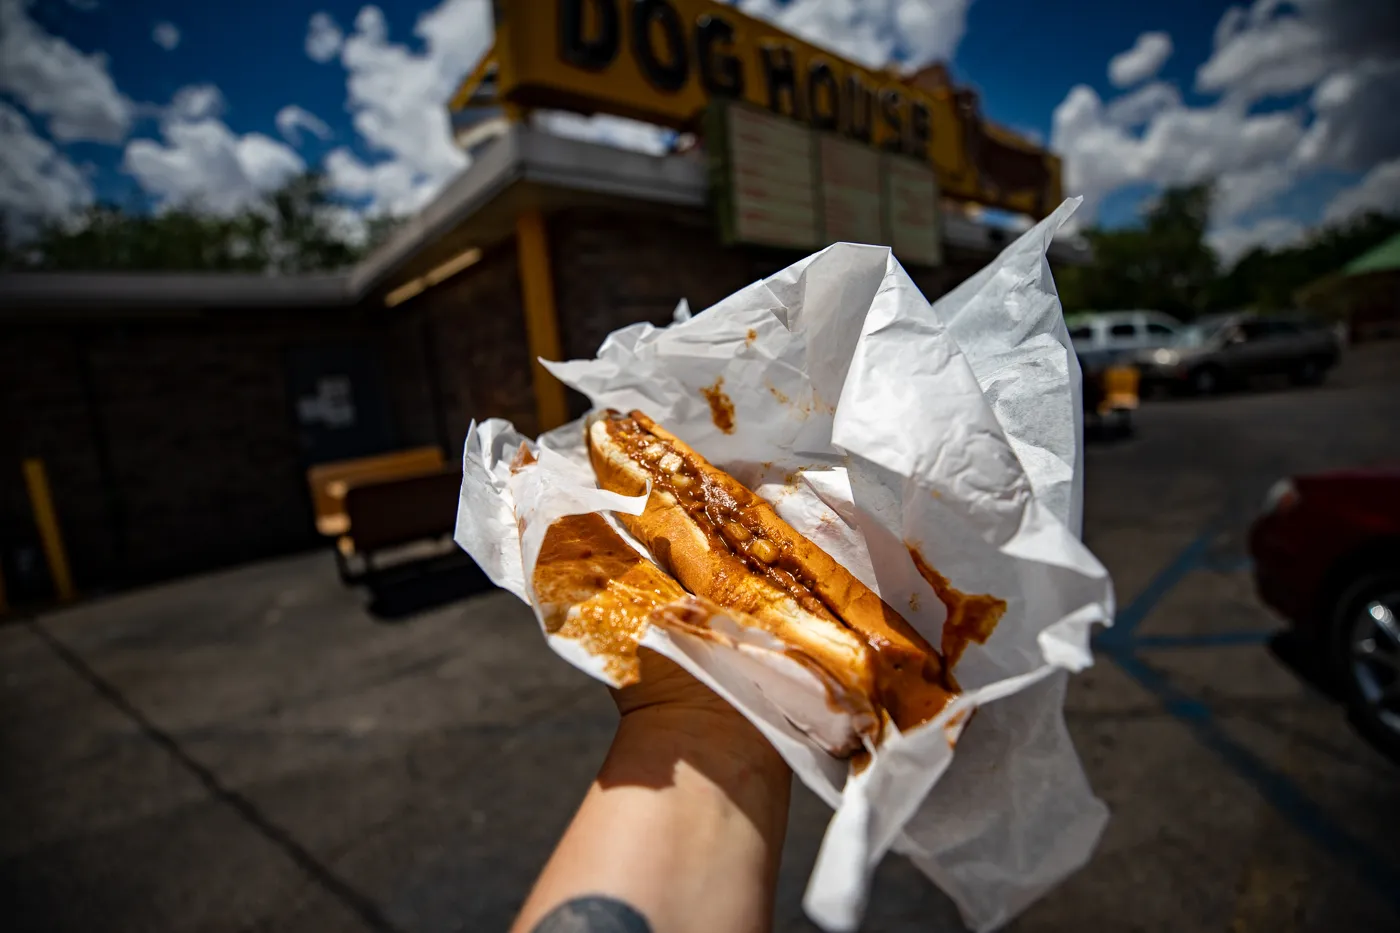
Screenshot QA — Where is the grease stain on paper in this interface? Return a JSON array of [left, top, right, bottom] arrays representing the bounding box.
[[906, 544, 1008, 669], [943, 707, 970, 749], [701, 377, 736, 433], [533, 513, 687, 684]]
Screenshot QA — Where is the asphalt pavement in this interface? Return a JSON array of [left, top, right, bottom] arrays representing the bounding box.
[[3, 342, 1398, 933]]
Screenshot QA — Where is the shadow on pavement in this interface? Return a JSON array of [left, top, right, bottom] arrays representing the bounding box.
[[1268, 631, 1343, 704], [366, 556, 498, 621], [1084, 420, 1136, 444]]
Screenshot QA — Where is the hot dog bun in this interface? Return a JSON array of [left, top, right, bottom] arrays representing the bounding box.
[[587, 410, 955, 740], [529, 505, 880, 754]]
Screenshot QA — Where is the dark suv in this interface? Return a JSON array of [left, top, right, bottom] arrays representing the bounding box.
[[1134, 314, 1340, 395]]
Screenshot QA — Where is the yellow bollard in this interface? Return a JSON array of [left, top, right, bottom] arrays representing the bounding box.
[[22, 458, 77, 603]]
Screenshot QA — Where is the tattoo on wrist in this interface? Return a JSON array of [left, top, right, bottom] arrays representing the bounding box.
[[530, 895, 653, 933]]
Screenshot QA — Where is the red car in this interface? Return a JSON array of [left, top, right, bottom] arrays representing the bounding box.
[[1249, 466, 1400, 758]]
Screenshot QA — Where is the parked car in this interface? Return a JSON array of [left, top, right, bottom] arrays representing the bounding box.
[[1067, 310, 1183, 354], [1135, 313, 1340, 395], [1249, 466, 1400, 759]]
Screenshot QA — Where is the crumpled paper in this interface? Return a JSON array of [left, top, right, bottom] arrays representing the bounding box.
[[454, 198, 1114, 932]]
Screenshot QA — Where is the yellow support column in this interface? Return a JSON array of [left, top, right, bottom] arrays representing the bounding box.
[[22, 458, 77, 603], [516, 209, 570, 433]]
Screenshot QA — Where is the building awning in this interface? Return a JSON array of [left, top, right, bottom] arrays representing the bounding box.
[[1343, 232, 1400, 277]]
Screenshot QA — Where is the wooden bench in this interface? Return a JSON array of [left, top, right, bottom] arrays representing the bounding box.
[[307, 447, 444, 537], [305, 447, 448, 580], [343, 469, 463, 581]]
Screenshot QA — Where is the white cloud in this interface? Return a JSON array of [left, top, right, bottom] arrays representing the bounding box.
[[152, 21, 180, 51], [324, 147, 439, 217], [123, 85, 305, 215], [1054, 0, 1400, 262], [1213, 163, 1295, 222], [276, 105, 333, 146], [324, 204, 369, 248], [1295, 60, 1400, 172], [738, 0, 972, 69], [1102, 81, 1180, 128], [530, 111, 673, 156], [1197, 0, 1400, 103], [1208, 216, 1307, 267], [167, 84, 223, 123], [318, 1, 490, 215], [1197, 3, 1330, 101], [1051, 84, 1303, 223], [1108, 32, 1173, 88], [1325, 158, 1400, 225], [305, 12, 344, 63], [0, 0, 133, 143], [0, 101, 93, 233]]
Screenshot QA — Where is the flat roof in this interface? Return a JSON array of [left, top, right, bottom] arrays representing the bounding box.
[[0, 123, 1088, 315]]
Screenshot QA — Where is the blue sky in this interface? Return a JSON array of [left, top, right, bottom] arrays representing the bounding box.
[[958, 0, 1226, 140], [44, 0, 1228, 218], [26, 0, 379, 207], [4, 0, 1399, 262]]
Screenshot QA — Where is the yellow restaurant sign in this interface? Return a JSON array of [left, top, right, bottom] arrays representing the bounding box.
[[476, 0, 1061, 217]]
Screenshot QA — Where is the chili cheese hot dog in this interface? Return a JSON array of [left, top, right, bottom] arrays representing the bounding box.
[[529, 507, 881, 755], [586, 409, 956, 745]]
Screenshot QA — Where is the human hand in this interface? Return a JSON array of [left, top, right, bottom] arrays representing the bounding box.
[[612, 648, 740, 719], [514, 647, 792, 933], [609, 648, 789, 790]]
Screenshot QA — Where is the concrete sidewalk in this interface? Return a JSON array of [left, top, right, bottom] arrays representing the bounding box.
[[4, 343, 1399, 932]]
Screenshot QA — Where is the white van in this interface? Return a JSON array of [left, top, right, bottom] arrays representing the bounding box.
[[1067, 311, 1183, 354]]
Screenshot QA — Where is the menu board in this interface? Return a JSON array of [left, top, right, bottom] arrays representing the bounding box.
[[884, 155, 943, 268], [710, 101, 944, 267], [724, 104, 818, 250], [818, 135, 883, 245]]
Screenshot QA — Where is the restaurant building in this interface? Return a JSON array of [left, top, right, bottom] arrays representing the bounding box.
[[0, 0, 1084, 595]]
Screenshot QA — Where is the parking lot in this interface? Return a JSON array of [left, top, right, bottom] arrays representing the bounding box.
[[3, 343, 1398, 933]]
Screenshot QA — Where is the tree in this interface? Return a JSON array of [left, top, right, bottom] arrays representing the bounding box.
[[1054, 183, 1400, 320], [1057, 183, 1218, 320], [10, 172, 369, 274], [1209, 211, 1400, 311]]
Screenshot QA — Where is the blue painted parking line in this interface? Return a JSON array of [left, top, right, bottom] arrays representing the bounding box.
[[1114, 652, 1400, 913], [1095, 525, 1219, 648], [1096, 524, 1400, 914], [1200, 554, 1254, 574], [1132, 631, 1275, 649]]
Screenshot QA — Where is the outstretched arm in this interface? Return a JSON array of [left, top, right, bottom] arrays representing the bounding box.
[[510, 653, 793, 933]]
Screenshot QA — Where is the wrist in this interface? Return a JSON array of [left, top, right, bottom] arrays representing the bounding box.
[[609, 704, 791, 802]]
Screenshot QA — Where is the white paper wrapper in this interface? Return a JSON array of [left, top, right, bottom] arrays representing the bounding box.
[[454, 198, 1114, 932]]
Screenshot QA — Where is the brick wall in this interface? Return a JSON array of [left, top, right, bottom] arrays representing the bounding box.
[[549, 206, 790, 365], [0, 330, 114, 592], [397, 206, 976, 453], [1, 250, 528, 593], [0, 309, 405, 590], [547, 205, 967, 368], [401, 243, 534, 449], [0, 209, 987, 595], [381, 311, 442, 452]]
